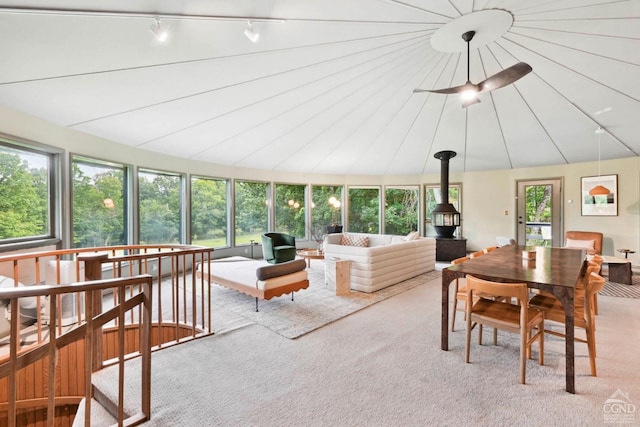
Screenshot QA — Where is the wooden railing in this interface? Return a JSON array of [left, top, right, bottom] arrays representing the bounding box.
[[0, 245, 215, 426], [0, 275, 152, 427]]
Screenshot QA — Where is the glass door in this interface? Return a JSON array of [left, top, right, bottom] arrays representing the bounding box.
[[516, 179, 562, 247]]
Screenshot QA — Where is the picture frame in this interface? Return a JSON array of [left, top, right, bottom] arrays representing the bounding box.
[[581, 174, 617, 216]]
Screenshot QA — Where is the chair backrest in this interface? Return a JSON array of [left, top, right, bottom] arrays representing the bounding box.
[[451, 256, 469, 265], [584, 272, 605, 325], [565, 231, 603, 255], [466, 275, 529, 305], [483, 246, 497, 254], [469, 250, 484, 259]]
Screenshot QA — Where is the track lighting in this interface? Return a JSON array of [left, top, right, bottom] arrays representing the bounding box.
[[149, 17, 168, 42], [244, 20, 259, 43]]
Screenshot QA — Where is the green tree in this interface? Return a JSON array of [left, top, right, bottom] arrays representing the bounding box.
[[73, 162, 125, 247], [0, 152, 48, 239], [384, 187, 418, 235], [348, 188, 380, 233], [139, 172, 181, 244], [275, 184, 306, 238], [191, 178, 227, 244], [234, 181, 268, 244]]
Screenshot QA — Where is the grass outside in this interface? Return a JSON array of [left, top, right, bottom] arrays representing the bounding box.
[[192, 233, 264, 248]]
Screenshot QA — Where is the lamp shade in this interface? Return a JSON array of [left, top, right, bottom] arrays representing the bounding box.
[[589, 185, 610, 196]]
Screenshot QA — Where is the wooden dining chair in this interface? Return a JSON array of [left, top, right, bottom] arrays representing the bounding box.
[[483, 246, 498, 254], [465, 275, 545, 385], [469, 250, 484, 259], [450, 256, 470, 332], [529, 270, 605, 376]]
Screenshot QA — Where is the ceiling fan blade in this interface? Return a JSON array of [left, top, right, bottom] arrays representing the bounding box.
[[414, 82, 477, 95], [477, 62, 532, 93]]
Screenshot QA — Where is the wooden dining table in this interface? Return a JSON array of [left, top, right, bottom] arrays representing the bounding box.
[[441, 244, 587, 394]]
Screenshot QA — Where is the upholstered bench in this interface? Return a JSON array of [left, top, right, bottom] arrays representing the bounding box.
[[196, 256, 309, 311]]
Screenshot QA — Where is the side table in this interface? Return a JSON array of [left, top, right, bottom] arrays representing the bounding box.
[[435, 237, 467, 261], [617, 249, 635, 259]]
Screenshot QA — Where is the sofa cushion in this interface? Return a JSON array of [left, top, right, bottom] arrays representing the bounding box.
[[256, 259, 306, 280], [405, 231, 419, 241], [340, 233, 369, 247]]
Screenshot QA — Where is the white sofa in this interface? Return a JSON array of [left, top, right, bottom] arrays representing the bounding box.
[[323, 233, 436, 293]]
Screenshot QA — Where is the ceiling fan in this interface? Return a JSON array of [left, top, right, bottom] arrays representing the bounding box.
[[414, 30, 532, 108]]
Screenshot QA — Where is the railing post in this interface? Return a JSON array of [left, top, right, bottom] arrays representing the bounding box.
[[78, 253, 108, 372]]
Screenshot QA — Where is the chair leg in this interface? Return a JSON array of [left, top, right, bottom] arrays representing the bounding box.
[[478, 324, 483, 345], [539, 326, 544, 366], [451, 298, 458, 332], [520, 330, 527, 384], [465, 316, 472, 363], [493, 328, 498, 346], [587, 326, 597, 376]]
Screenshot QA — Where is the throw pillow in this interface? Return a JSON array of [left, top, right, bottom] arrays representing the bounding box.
[[340, 234, 369, 247], [565, 238, 595, 250], [405, 231, 419, 241]]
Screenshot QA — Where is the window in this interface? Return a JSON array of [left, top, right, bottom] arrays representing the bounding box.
[[274, 183, 306, 238], [234, 180, 268, 246], [138, 169, 182, 244], [424, 183, 461, 237], [0, 141, 53, 243], [384, 186, 419, 235], [311, 185, 343, 236], [191, 177, 228, 248], [72, 157, 127, 248], [348, 187, 380, 233]]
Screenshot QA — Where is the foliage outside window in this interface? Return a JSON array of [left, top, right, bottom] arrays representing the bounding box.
[[139, 170, 182, 244], [384, 186, 419, 235], [424, 184, 461, 237], [274, 183, 306, 238], [234, 180, 268, 246], [525, 184, 552, 247], [191, 177, 228, 248], [348, 187, 380, 233], [72, 157, 126, 248], [0, 142, 50, 242], [311, 185, 343, 236]]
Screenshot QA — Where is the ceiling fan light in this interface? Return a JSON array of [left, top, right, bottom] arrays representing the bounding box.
[[460, 88, 478, 101], [589, 185, 610, 196], [244, 21, 260, 42]]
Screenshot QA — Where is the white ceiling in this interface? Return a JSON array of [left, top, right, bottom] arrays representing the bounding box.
[[0, 0, 638, 175]]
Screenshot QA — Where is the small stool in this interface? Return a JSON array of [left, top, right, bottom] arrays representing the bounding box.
[[608, 262, 632, 285], [617, 249, 635, 259]]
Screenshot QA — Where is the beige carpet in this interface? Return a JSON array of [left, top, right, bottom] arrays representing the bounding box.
[[207, 261, 440, 339], [89, 272, 640, 427]]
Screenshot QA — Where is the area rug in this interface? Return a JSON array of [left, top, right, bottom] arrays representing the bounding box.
[[207, 263, 441, 339], [598, 265, 640, 298]]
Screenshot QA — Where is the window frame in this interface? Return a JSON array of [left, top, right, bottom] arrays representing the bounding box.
[[0, 135, 62, 250]]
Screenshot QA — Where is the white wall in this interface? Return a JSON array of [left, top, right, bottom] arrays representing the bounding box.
[[2, 105, 639, 263], [458, 158, 640, 262]]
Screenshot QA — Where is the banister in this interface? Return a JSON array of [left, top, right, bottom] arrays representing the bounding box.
[[0, 244, 214, 426]]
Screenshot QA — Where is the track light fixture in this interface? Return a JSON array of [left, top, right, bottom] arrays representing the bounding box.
[[244, 20, 259, 43], [149, 17, 168, 42]]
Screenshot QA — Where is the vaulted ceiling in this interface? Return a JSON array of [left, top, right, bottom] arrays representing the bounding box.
[[1, 0, 638, 175]]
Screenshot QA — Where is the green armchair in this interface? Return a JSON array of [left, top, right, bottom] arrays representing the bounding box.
[[261, 233, 297, 264]]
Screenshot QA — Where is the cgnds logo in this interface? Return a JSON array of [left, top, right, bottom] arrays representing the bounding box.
[[603, 389, 636, 424]]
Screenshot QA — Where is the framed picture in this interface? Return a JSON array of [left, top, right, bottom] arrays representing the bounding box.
[[581, 174, 617, 216]]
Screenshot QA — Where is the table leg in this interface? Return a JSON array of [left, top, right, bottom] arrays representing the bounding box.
[[441, 269, 456, 351], [552, 285, 575, 394]]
